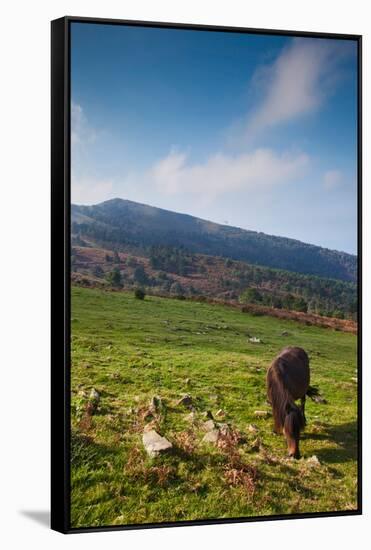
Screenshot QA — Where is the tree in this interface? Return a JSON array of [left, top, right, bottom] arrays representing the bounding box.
[[93, 265, 104, 278], [134, 265, 148, 284], [239, 287, 262, 304], [106, 268, 122, 287]]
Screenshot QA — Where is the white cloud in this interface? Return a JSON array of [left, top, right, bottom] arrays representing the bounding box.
[[71, 101, 97, 147], [71, 176, 115, 205], [151, 148, 309, 197], [246, 38, 353, 136], [323, 169, 343, 190]]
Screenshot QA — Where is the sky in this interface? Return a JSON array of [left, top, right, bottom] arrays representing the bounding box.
[[71, 22, 358, 254]]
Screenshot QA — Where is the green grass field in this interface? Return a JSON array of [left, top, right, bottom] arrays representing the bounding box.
[[70, 286, 358, 528]]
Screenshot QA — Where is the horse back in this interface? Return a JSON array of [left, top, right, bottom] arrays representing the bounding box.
[[269, 347, 310, 400]]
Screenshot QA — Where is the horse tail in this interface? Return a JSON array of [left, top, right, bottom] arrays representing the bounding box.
[[268, 359, 305, 434], [306, 385, 320, 399]]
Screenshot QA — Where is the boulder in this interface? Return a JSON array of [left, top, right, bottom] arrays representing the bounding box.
[[89, 388, 100, 402], [142, 430, 173, 457], [202, 419, 216, 432], [306, 455, 321, 468], [202, 429, 220, 444], [247, 423, 259, 433]]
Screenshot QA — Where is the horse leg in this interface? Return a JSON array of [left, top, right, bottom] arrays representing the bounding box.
[[300, 396, 306, 425]]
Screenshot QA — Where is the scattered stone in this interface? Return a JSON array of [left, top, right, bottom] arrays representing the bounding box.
[[185, 411, 196, 423], [202, 429, 220, 444], [201, 410, 214, 420], [142, 430, 173, 457], [249, 337, 261, 344], [247, 423, 259, 433], [215, 409, 226, 419], [86, 388, 100, 415], [254, 410, 270, 418], [177, 394, 193, 408], [306, 455, 321, 468], [312, 395, 328, 404], [202, 419, 216, 432], [143, 422, 157, 432], [89, 388, 100, 402]]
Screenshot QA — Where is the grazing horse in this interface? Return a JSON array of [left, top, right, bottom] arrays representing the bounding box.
[[267, 346, 313, 459]]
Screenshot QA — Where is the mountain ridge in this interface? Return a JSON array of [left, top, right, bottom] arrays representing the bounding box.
[[71, 198, 357, 282]]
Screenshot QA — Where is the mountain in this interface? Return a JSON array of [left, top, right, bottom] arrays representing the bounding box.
[[71, 198, 357, 282]]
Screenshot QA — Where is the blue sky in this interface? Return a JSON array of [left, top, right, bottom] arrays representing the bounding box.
[[71, 23, 358, 254]]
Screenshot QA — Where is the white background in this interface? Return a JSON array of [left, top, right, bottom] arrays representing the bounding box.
[[1, 0, 369, 548]]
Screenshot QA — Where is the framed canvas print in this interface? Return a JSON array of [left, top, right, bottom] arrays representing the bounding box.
[[51, 16, 362, 533]]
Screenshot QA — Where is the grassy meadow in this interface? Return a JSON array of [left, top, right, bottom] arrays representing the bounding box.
[[70, 286, 358, 528]]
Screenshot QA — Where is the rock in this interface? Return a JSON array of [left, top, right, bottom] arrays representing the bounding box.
[[254, 410, 270, 418], [202, 429, 220, 444], [185, 411, 196, 423], [201, 410, 214, 420], [306, 455, 321, 468], [202, 419, 216, 432], [249, 337, 261, 344], [215, 409, 226, 419], [142, 430, 173, 457], [77, 390, 87, 397], [312, 395, 328, 404], [351, 377, 358, 383], [185, 378, 191, 386], [247, 423, 259, 433], [89, 388, 100, 402], [281, 331, 289, 336], [177, 394, 193, 408]]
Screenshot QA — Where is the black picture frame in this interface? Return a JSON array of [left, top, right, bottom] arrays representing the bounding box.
[[51, 15, 362, 534]]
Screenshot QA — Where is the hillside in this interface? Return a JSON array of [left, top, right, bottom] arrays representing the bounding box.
[[71, 199, 357, 283], [71, 286, 358, 527], [71, 245, 357, 321]]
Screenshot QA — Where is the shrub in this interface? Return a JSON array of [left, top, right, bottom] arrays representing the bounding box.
[[134, 288, 145, 300]]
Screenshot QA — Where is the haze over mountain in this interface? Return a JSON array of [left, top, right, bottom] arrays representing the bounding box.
[[71, 198, 356, 283]]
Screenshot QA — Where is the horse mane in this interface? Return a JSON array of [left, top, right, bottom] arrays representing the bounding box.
[[267, 358, 305, 433]]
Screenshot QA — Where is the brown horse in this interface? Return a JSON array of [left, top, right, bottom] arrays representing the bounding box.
[[267, 346, 316, 459]]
